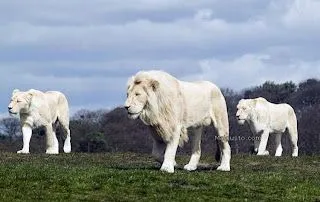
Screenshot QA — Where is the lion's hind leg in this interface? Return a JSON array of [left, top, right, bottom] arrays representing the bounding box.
[[287, 125, 298, 157], [57, 95, 71, 153], [59, 118, 71, 153], [212, 114, 231, 172], [45, 124, 59, 154], [62, 125, 71, 153], [184, 127, 202, 171]]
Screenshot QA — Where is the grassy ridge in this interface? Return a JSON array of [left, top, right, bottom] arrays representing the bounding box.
[[0, 153, 319, 201]]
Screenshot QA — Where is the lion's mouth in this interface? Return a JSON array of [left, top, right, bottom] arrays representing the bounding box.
[[128, 111, 141, 119], [8, 111, 18, 116], [237, 118, 245, 124], [8, 110, 17, 115]]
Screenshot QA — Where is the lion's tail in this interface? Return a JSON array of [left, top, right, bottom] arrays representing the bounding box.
[[215, 139, 221, 162], [179, 127, 189, 147]]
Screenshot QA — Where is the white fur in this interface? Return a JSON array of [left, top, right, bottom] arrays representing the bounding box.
[[236, 97, 298, 157], [8, 89, 71, 154], [125, 70, 231, 173]]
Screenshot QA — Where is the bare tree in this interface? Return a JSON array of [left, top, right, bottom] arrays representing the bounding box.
[[0, 117, 21, 142]]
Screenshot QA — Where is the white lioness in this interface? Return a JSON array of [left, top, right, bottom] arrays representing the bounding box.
[[236, 97, 298, 157], [125, 70, 231, 173], [8, 89, 71, 154]]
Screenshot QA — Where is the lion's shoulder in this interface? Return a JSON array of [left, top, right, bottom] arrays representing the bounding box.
[[254, 97, 268, 105], [28, 89, 44, 96], [44, 91, 64, 99]]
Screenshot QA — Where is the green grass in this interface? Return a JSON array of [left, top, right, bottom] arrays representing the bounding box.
[[0, 152, 319, 202]]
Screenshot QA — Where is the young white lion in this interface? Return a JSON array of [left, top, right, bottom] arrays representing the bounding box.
[[125, 70, 231, 173], [8, 89, 71, 154], [236, 97, 298, 157]]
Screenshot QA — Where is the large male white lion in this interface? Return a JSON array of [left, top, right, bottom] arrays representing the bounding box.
[[236, 97, 298, 157], [125, 70, 231, 173], [8, 89, 71, 154]]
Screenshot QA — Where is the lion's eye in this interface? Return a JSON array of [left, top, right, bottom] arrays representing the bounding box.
[[135, 93, 141, 96], [17, 100, 21, 103]]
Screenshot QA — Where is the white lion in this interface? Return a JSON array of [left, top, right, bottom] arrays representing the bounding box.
[[125, 70, 231, 173], [8, 89, 71, 154], [236, 97, 298, 157]]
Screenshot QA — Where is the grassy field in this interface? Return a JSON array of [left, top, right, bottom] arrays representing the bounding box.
[[0, 152, 319, 202]]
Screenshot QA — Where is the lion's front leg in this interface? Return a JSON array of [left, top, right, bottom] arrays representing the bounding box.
[[45, 125, 59, 154], [257, 130, 270, 156], [17, 125, 32, 154], [253, 139, 259, 154], [161, 130, 180, 173]]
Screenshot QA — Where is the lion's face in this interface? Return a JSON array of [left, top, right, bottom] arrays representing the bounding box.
[[236, 99, 254, 125], [125, 81, 149, 119], [8, 90, 31, 115], [125, 74, 159, 120]]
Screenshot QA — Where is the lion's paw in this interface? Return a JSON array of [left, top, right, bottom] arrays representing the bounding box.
[[275, 149, 283, 157], [160, 163, 174, 173], [184, 164, 197, 171], [217, 165, 230, 172], [257, 150, 269, 156], [17, 150, 29, 154], [46, 149, 59, 154], [63, 145, 71, 153], [292, 149, 298, 157]]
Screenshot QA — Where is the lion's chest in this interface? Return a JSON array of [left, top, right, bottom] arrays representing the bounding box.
[[20, 111, 51, 128]]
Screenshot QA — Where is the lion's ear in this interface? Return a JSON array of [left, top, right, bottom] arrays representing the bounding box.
[[12, 89, 20, 95], [26, 91, 34, 102], [149, 79, 159, 91]]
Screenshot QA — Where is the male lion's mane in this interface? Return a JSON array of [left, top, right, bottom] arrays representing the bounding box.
[[129, 72, 189, 146]]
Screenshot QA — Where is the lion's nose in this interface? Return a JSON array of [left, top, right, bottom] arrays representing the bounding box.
[[124, 105, 130, 110], [8, 106, 12, 110]]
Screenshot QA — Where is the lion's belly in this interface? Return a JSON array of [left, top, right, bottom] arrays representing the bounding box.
[[184, 114, 212, 128], [182, 95, 212, 128], [269, 120, 288, 133]]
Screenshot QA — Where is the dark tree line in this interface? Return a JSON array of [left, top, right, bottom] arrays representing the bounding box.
[[0, 78, 319, 155]]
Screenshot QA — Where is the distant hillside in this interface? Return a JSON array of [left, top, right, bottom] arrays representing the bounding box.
[[0, 78, 319, 155]]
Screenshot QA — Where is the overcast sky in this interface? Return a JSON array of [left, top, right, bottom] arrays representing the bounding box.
[[0, 0, 319, 116]]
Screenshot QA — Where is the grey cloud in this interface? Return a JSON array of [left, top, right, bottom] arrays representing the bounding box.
[[0, 0, 319, 115], [0, 1, 269, 25]]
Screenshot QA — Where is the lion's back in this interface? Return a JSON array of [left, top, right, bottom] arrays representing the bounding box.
[[254, 98, 296, 132], [178, 80, 227, 128]]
